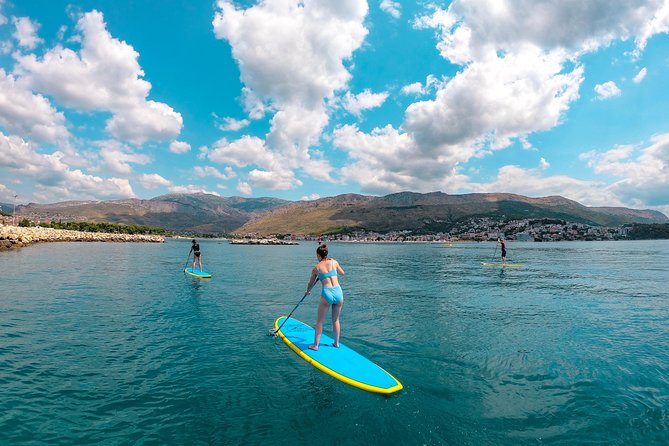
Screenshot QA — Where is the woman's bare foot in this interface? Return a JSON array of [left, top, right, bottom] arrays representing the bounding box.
[[308, 344, 319, 351], [333, 342, 339, 348]]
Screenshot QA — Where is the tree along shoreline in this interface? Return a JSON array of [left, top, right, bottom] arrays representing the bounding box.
[[17, 219, 165, 235]]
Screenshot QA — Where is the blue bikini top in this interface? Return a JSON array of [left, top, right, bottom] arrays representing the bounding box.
[[317, 259, 337, 281]]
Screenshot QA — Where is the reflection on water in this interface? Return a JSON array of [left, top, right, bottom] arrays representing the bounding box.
[[0, 240, 668, 444]]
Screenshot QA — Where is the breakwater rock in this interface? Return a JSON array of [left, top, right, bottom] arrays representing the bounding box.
[[0, 225, 165, 251]]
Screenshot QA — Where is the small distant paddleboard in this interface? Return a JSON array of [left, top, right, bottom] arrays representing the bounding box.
[[480, 262, 524, 267], [274, 317, 403, 394], [184, 267, 212, 278]]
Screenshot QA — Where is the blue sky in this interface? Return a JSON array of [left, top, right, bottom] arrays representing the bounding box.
[[1, 0, 669, 216]]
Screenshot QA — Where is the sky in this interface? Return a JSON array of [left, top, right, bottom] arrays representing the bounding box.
[[1, 0, 669, 216]]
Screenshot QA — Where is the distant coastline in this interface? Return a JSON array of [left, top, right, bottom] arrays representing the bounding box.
[[229, 238, 298, 245], [0, 225, 165, 251]]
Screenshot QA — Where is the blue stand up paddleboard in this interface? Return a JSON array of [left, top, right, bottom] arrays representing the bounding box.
[[274, 317, 403, 394], [184, 267, 212, 278], [480, 262, 524, 267]]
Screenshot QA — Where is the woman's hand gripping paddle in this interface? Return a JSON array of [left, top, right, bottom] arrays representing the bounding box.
[[269, 279, 318, 337]]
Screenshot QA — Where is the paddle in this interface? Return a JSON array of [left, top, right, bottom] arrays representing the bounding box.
[[184, 251, 191, 271], [269, 278, 318, 337], [490, 242, 498, 262]]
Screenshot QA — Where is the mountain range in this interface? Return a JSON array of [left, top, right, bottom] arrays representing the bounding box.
[[14, 192, 669, 235], [16, 194, 289, 233]]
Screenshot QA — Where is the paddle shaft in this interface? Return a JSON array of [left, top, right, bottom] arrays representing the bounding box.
[[272, 278, 318, 335], [491, 243, 498, 262]]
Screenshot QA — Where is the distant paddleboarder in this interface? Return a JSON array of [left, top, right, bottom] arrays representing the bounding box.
[[498, 238, 507, 263], [189, 239, 203, 272], [305, 244, 345, 351]]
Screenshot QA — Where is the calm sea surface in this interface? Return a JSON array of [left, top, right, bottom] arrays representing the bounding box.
[[1, 239, 668, 445]]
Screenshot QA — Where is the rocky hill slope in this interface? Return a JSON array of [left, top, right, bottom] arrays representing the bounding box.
[[236, 192, 669, 235], [13, 191, 668, 235], [16, 193, 289, 233]]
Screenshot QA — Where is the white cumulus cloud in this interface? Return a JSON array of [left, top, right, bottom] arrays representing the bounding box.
[[169, 140, 191, 154], [15, 10, 182, 144], [193, 165, 236, 180], [334, 123, 471, 194], [139, 173, 172, 189], [633, 67, 647, 83], [0, 0, 7, 26], [380, 0, 401, 19], [215, 115, 250, 132], [236, 181, 252, 195], [96, 140, 150, 175], [415, 1, 669, 64], [594, 81, 622, 100], [212, 0, 368, 188], [0, 41, 12, 55], [581, 133, 669, 208], [471, 162, 618, 207], [168, 185, 219, 195], [208, 135, 274, 168], [632, 0, 669, 57], [342, 89, 389, 117], [105, 100, 182, 144], [0, 68, 69, 143], [0, 183, 17, 202], [12, 16, 43, 50], [400, 75, 446, 96], [467, 134, 669, 213], [334, 48, 584, 195], [406, 48, 583, 151], [248, 168, 302, 190], [334, 0, 669, 196], [0, 131, 136, 201]]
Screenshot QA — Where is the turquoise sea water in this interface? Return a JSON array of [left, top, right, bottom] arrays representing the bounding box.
[[1, 239, 668, 445]]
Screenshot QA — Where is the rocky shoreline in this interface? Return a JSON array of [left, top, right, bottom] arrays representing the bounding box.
[[0, 225, 165, 251]]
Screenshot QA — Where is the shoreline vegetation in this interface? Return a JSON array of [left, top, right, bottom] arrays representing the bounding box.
[[15, 219, 166, 235], [3, 214, 668, 252], [0, 225, 165, 251]]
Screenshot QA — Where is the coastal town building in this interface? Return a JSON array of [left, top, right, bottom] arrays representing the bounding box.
[[278, 218, 645, 243]]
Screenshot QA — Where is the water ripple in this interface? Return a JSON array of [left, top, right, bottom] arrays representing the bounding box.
[[0, 240, 668, 444]]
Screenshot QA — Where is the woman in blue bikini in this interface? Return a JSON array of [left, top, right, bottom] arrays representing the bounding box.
[[305, 244, 345, 351]]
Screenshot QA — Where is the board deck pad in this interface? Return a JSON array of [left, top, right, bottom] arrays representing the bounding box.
[[274, 316, 403, 394], [480, 262, 524, 267], [184, 267, 212, 278]]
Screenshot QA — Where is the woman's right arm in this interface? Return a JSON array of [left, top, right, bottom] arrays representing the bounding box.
[[305, 268, 318, 294]]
